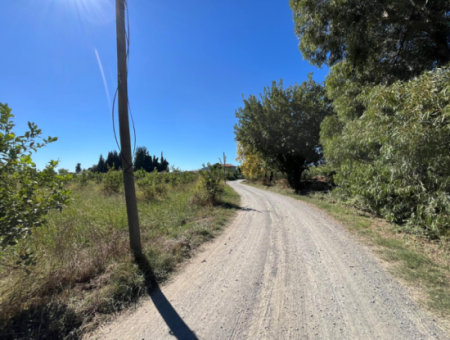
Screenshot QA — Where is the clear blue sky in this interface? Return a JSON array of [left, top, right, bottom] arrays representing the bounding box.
[[1, 0, 328, 171]]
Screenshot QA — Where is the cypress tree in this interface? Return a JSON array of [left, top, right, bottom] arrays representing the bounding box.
[[160, 152, 169, 172], [97, 155, 106, 173], [113, 150, 121, 170], [134, 147, 149, 171], [151, 155, 158, 171]]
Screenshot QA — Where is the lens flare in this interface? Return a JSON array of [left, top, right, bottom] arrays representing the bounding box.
[[95, 49, 112, 111], [66, 0, 114, 26]]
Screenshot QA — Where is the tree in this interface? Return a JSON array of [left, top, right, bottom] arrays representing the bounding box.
[[291, 0, 450, 151], [134, 147, 151, 172], [290, 0, 450, 82], [234, 76, 332, 192], [105, 150, 121, 170], [236, 142, 268, 180], [152, 155, 159, 171], [75, 163, 82, 174], [143, 151, 153, 172], [0, 103, 71, 254], [58, 168, 69, 176], [96, 155, 106, 173], [159, 152, 169, 172]]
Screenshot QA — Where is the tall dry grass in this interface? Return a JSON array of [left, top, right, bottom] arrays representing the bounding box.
[[0, 178, 240, 339]]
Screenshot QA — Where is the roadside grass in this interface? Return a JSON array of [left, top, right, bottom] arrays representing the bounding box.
[[0, 180, 240, 339], [246, 181, 450, 319]]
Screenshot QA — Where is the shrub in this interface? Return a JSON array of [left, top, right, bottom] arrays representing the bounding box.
[[76, 170, 90, 187], [93, 172, 103, 185], [101, 168, 123, 195], [136, 170, 168, 201], [302, 164, 336, 184], [329, 67, 450, 237], [0, 103, 71, 257], [192, 163, 226, 206]]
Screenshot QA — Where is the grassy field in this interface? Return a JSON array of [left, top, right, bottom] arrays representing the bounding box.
[[0, 176, 240, 339], [247, 181, 450, 320]]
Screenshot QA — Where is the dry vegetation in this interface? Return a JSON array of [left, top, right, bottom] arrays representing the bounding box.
[[0, 176, 240, 339]]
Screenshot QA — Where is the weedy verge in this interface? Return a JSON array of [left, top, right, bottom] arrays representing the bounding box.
[[0, 180, 240, 339]]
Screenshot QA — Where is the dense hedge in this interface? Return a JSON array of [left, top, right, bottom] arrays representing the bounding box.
[[324, 67, 450, 237]]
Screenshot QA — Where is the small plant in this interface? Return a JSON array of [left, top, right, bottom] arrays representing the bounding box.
[[101, 167, 123, 195], [76, 170, 90, 187], [93, 172, 103, 185], [192, 162, 226, 206], [136, 169, 168, 201]]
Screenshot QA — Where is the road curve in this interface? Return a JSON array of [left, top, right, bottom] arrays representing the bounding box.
[[90, 181, 448, 340]]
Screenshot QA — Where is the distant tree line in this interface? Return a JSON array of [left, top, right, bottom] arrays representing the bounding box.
[[133, 147, 169, 172], [89, 147, 169, 173]]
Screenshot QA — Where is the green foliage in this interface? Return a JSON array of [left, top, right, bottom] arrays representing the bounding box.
[[234, 76, 332, 191], [302, 164, 335, 184], [105, 151, 121, 171], [76, 170, 90, 187], [290, 0, 450, 80], [58, 168, 69, 176], [96, 154, 107, 173], [295, 0, 450, 237], [329, 67, 450, 237], [136, 169, 168, 202], [293, 0, 450, 173], [193, 162, 226, 206], [134, 147, 169, 173], [101, 167, 123, 195], [0, 103, 71, 254]]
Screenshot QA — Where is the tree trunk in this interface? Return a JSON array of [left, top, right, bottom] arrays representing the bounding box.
[[286, 168, 303, 193], [269, 171, 274, 183], [435, 35, 450, 65]]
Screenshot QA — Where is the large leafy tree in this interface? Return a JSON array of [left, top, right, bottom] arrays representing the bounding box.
[[234, 77, 332, 191], [290, 0, 450, 82], [290, 0, 450, 145], [0, 103, 70, 254]]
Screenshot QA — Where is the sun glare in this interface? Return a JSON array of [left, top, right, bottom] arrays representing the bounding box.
[[65, 0, 114, 25]]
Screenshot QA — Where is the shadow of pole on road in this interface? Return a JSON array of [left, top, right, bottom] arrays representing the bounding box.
[[136, 256, 199, 340]]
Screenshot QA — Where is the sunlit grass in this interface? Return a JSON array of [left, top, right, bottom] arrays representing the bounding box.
[[0, 181, 240, 339]]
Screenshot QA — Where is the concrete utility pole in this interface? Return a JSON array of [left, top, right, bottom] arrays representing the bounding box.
[[116, 0, 142, 256]]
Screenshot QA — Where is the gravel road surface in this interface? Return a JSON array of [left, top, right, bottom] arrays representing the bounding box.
[[90, 181, 448, 340]]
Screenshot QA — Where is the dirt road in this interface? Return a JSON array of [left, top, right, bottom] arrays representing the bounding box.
[[91, 181, 448, 339]]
